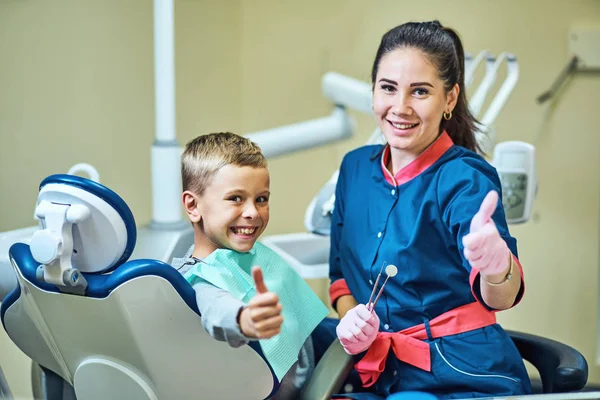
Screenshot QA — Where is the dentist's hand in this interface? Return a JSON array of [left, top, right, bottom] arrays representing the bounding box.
[[239, 266, 283, 339], [462, 191, 511, 278], [336, 304, 380, 355]]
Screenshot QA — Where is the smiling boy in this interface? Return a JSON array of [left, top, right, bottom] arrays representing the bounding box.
[[172, 132, 330, 399]]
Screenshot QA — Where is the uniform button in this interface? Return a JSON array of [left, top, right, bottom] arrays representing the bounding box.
[[369, 279, 373, 285], [391, 189, 396, 195], [377, 232, 382, 238], [384, 324, 390, 330], [393, 370, 398, 376]]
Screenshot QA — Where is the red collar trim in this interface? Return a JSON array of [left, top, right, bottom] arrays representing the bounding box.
[[380, 131, 454, 186]]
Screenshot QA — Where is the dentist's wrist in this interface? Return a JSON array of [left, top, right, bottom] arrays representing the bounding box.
[[481, 252, 513, 286]]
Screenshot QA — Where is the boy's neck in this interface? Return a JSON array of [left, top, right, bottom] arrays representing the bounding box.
[[191, 236, 217, 260]]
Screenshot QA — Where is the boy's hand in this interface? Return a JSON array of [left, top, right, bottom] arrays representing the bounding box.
[[238, 266, 283, 339]]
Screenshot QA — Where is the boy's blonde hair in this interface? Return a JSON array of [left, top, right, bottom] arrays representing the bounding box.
[[182, 132, 267, 196]]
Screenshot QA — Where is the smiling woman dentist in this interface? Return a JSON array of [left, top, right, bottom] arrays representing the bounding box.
[[329, 21, 533, 399]]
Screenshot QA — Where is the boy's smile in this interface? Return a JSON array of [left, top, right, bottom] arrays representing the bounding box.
[[230, 226, 259, 237]]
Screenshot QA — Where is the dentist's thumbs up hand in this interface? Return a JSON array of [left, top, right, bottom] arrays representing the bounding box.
[[239, 266, 283, 339], [462, 191, 510, 277]]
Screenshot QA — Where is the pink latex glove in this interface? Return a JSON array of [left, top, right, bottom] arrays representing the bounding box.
[[462, 191, 511, 277], [336, 304, 380, 355]]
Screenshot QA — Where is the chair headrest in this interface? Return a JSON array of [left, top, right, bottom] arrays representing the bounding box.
[[34, 174, 136, 274]]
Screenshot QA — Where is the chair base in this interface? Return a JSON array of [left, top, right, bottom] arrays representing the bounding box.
[[74, 358, 158, 400]]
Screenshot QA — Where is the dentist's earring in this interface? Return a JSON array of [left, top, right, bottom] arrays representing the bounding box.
[[443, 111, 452, 120]]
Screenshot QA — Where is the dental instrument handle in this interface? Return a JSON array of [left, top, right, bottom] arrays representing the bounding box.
[[368, 263, 386, 305], [368, 274, 381, 306], [370, 274, 391, 312]]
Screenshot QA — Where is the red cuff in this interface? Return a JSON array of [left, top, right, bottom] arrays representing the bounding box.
[[329, 279, 352, 306], [510, 255, 525, 306], [469, 253, 525, 310]]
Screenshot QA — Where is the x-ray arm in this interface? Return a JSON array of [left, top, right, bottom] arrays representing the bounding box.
[[245, 72, 372, 157]]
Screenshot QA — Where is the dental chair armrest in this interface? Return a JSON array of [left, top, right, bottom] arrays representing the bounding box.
[[507, 330, 588, 393], [300, 340, 353, 400]]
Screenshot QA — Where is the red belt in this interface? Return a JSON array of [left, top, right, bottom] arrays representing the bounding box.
[[355, 302, 497, 387]]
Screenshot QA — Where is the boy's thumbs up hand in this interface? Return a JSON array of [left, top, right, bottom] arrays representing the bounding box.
[[252, 265, 269, 294], [238, 266, 284, 339]]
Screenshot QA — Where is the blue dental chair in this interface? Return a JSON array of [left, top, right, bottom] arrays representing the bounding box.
[[0, 174, 279, 400], [0, 174, 591, 399]]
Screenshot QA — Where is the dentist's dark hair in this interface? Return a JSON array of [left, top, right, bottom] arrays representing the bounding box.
[[371, 20, 480, 153]]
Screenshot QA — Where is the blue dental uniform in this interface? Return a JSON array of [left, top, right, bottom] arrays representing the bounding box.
[[329, 132, 532, 399]]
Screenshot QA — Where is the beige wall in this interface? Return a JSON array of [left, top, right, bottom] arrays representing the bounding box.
[[1, 0, 599, 397], [0, 1, 154, 232]]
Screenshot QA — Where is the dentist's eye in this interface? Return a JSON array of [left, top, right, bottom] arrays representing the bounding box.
[[381, 84, 396, 93], [413, 88, 429, 96]]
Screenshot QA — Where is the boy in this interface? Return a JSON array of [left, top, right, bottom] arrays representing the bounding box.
[[171, 132, 330, 399]]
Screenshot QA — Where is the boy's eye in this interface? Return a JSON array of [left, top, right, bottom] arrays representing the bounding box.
[[257, 196, 269, 203], [229, 195, 242, 202]]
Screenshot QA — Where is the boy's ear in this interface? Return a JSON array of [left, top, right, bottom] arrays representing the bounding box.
[[182, 190, 202, 223]]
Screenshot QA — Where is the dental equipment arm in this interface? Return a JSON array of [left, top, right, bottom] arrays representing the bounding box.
[[480, 55, 519, 127], [469, 53, 518, 118], [245, 72, 373, 157], [246, 107, 353, 158], [465, 50, 491, 90], [321, 72, 373, 115], [475, 53, 520, 154]]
